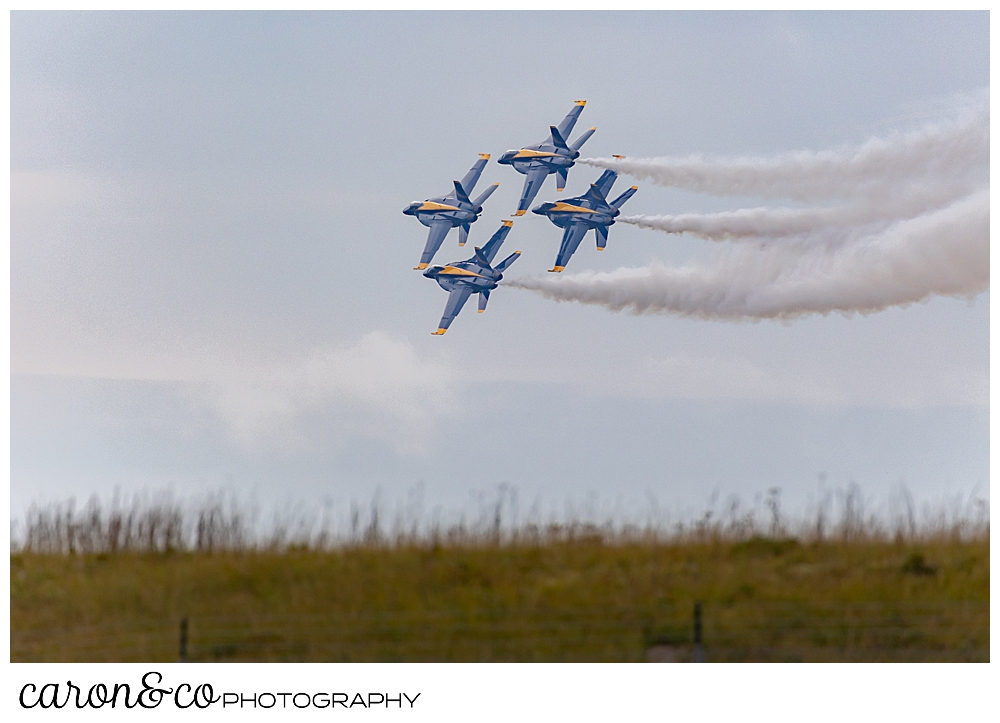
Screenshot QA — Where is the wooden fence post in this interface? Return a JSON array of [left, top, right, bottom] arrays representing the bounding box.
[[693, 602, 705, 662], [180, 617, 189, 662]]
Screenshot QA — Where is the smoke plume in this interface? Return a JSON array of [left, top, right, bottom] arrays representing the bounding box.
[[510, 98, 988, 320], [508, 191, 988, 321], [617, 188, 971, 242], [581, 101, 987, 204]]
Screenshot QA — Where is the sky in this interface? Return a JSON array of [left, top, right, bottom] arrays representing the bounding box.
[[9, 11, 990, 529]]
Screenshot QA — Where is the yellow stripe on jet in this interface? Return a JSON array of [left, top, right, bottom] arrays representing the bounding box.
[[550, 202, 597, 213], [512, 149, 558, 159], [418, 202, 461, 212], [437, 266, 484, 277]]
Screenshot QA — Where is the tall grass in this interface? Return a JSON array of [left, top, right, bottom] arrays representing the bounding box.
[[11, 485, 989, 554], [11, 487, 989, 662]]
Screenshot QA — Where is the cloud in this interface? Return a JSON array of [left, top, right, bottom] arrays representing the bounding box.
[[206, 332, 458, 456]]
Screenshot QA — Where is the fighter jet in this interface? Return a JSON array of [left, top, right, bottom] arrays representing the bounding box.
[[497, 101, 596, 217], [403, 154, 500, 270], [423, 220, 521, 335], [531, 167, 637, 272]]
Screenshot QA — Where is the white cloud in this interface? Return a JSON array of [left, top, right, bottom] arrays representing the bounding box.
[[206, 332, 459, 457]]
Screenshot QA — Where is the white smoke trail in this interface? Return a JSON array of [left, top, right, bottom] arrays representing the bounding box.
[[507, 191, 988, 321], [516, 97, 989, 320], [617, 185, 975, 242], [581, 100, 987, 203]]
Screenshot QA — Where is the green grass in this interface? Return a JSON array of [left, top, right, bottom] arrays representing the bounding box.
[[11, 536, 988, 662]]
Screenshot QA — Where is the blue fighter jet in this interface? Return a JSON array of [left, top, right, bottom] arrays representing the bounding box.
[[497, 101, 596, 217], [531, 167, 638, 272], [423, 220, 521, 335], [403, 154, 500, 270]]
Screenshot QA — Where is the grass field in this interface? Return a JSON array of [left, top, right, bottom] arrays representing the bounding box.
[[11, 534, 988, 662]]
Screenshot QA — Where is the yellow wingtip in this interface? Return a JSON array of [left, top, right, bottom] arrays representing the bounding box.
[[548, 266, 565, 273], [613, 154, 625, 159], [590, 126, 597, 131], [514, 210, 526, 216], [479, 153, 490, 160], [477, 309, 484, 313], [631, 185, 638, 190], [413, 263, 429, 270], [575, 100, 587, 106], [501, 220, 514, 227], [458, 242, 466, 247], [432, 328, 447, 335]]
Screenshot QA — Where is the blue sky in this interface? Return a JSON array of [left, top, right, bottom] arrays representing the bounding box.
[[10, 11, 989, 526]]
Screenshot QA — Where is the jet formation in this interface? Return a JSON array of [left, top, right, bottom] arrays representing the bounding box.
[[404, 101, 638, 334]]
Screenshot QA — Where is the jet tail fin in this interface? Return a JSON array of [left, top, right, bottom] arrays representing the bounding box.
[[478, 290, 490, 313], [582, 182, 610, 207], [494, 249, 521, 273], [452, 181, 471, 205], [571, 127, 596, 152], [610, 186, 638, 209], [459, 223, 470, 247], [549, 126, 570, 151], [596, 225, 609, 250], [594, 170, 618, 197], [556, 168, 568, 192], [473, 246, 491, 267], [472, 182, 499, 209]]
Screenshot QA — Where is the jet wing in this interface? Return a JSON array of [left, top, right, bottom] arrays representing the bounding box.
[[514, 167, 551, 215], [551, 224, 589, 272], [432, 287, 475, 334], [459, 154, 490, 194], [556, 100, 586, 139], [480, 220, 514, 264], [416, 221, 453, 269]]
